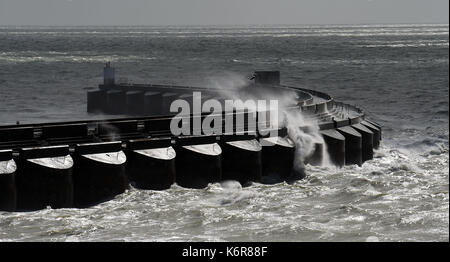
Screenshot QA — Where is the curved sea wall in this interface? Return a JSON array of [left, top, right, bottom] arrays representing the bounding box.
[[0, 70, 381, 212]]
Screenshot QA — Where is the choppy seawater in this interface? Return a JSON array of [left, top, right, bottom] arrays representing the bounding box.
[[0, 24, 448, 242]]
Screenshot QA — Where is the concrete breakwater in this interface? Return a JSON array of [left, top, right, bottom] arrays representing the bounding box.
[[0, 127, 304, 211], [0, 69, 381, 212]]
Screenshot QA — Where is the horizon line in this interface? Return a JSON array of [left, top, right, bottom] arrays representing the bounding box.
[[0, 22, 449, 27]]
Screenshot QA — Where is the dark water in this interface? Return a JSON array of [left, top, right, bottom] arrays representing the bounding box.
[[0, 24, 448, 241]]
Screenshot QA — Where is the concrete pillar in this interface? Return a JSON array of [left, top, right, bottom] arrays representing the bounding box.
[[16, 146, 73, 211], [361, 120, 381, 149], [126, 91, 145, 115], [220, 136, 262, 185], [0, 150, 16, 212], [259, 136, 296, 182], [175, 136, 222, 189], [365, 120, 382, 141], [144, 92, 162, 115], [337, 126, 362, 166], [87, 90, 106, 113], [318, 103, 327, 114], [302, 106, 316, 116], [106, 90, 127, 114], [352, 123, 374, 162], [125, 138, 176, 190], [73, 142, 127, 208], [320, 129, 345, 167]]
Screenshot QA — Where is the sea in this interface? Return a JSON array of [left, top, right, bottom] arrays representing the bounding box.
[[0, 24, 448, 242]]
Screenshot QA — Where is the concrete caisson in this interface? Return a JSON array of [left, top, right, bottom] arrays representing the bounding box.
[[125, 138, 176, 190], [175, 136, 222, 189], [0, 150, 17, 211], [361, 120, 381, 149], [352, 123, 374, 162], [144, 92, 162, 115], [16, 145, 74, 211], [320, 129, 346, 167], [126, 91, 145, 115], [364, 120, 382, 141], [316, 103, 327, 114], [87, 90, 106, 113], [337, 126, 362, 166], [220, 134, 262, 185], [106, 90, 126, 114], [259, 136, 296, 182], [73, 142, 127, 207]]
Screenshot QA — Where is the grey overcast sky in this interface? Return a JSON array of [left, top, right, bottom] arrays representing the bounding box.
[[0, 0, 448, 26]]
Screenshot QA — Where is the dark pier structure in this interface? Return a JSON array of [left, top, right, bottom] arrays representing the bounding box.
[[0, 65, 381, 211]]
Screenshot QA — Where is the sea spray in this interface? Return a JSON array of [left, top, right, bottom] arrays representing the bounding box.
[[206, 73, 333, 174], [282, 109, 332, 169]]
